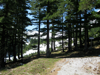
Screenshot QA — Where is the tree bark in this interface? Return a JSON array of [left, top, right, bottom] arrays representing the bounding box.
[[46, 1, 51, 57], [51, 20, 54, 52], [1, 24, 5, 67], [68, 24, 71, 51], [37, 8, 40, 57], [46, 19, 51, 57], [84, 10, 88, 50], [62, 15, 64, 52], [79, 13, 82, 48], [13, 31, 17, 62]]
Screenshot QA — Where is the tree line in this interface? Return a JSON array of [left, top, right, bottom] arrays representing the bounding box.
[[30, 0, 100, 57], [0, 0, 100, 68], [0, 0, 31, 68]]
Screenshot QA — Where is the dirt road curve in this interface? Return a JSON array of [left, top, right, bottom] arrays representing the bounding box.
[[49, 57, 100, 75]]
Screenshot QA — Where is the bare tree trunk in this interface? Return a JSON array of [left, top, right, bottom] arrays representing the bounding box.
[[37, 8, 40, 57], [13, 31, 17, 62], [46, 19, 51, 57], [54, 36, 55, 50], [21, 40, 23, 59], [62, 15, 64, 52], [75, 0, 78, 50], [1, 25, 5, 67], [79, 13, 82, 48], [18, 43, 20, 59], [51, 20, 54, 52], [73, 25, 75, 46], [84, 10, 88, 50], [46, 1, 51, 57], [68, 24, 71, 51]]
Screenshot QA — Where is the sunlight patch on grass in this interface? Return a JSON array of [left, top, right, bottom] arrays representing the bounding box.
[[94, 45, 100, 49], [51, 50, 68, 55]]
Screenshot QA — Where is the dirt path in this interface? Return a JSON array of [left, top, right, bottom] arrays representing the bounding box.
[[49, 57, 100, 75]]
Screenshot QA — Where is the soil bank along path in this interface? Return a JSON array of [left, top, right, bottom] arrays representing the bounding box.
[[50, 57, 100, 75]]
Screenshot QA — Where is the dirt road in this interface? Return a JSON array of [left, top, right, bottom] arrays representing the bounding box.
[[49, 57, 100, 75]]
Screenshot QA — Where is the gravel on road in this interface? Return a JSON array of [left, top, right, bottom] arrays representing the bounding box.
[[50, 57, 100, 75]]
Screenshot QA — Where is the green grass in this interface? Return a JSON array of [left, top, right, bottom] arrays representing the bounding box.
[[1, 42, 100, 75], [0, 58, 60, 75]]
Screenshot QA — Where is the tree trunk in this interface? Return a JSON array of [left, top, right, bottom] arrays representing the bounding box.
[[37, 8, 40, 57], [21, 39, 23, 59], [62, 25, 64, 52], [51, 20, 54, 52], [73, 25, 75, 46], [46, 1, 51, 57], [54, 36, 55, 50], [18, 43, 20, 59], [75, 27, 78, 50], [68, 24, 71, 51], [84, 10, 88, 50], [68, 11, 71, 51], [8, 36, 11, 61], [46, 19, 51, 57], [1, 25, 5, 68], [62, 15, 64, 52], [79, 13, 82, 48], [13, 32, 17, 62], [75, 0, 79, 50]]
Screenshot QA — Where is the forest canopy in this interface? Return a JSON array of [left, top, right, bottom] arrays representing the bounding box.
[[0, 0, 100, 68]]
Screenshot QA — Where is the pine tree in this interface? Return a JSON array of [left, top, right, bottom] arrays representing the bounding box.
[[0, 0, 31, 67], [30, 0, 46, 57], [33, 0, 61, 57], [51, 20, 55, 52]]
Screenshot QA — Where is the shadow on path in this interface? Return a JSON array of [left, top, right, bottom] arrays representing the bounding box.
[[1, 47, 100, 71]]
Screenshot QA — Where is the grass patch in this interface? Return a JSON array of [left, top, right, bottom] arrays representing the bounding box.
[[0, 58, 60, 75], [1, 43, 100, 75]]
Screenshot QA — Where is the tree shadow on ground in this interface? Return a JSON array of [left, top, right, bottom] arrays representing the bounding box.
[[0, 55, 38, 70], [1, 45, 100, 71], [1, 54, 48, 71], [50, 48, 100, 58]]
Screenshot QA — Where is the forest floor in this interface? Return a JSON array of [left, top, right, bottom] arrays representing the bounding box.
[[1, 44, 100, 75]]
